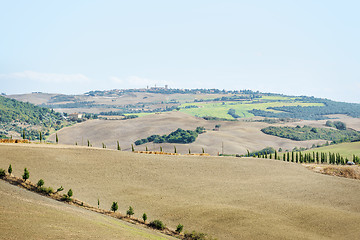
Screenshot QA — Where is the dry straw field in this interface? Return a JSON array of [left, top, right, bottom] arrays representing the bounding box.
[[1, 143, 360, 239], [48, 111, 326, 155]]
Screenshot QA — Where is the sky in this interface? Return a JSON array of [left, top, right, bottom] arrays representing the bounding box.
[[0, 0, 359, 103]]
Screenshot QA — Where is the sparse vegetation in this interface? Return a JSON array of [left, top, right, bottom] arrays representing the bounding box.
[[0, 168, 5, 178], [149, 220, 165, 230]]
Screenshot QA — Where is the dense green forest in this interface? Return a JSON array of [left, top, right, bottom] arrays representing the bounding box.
[[0, 96, 68, 140], [135, 127, 206, 145], [261, 125, 360, 143], [250, 97, 360, 120]]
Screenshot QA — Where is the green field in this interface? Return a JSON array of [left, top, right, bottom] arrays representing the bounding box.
[[303, 141, 360, 160], [179, 97, 324, 119]]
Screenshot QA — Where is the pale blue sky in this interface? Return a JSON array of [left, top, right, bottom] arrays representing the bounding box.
[[0, 0, 359, 103]]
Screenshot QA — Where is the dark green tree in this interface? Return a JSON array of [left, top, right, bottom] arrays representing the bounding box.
[[117, 141, 121, 150], [56, 133, 58, 144], [68, 189, 73, 198], [39, 132, 42, 142], [131, 144, 135, 152], [176, 223, 184, 233], [127, 206, 134, 217], [22, 129, 26, 139], [174, 146, 177, 153], [22, 168, 29, 181], [111, 202, 118, 213], [142, 213, 147, 223], [8, 164, 12, 174], [37, 179, 44, 187], [98, 198, 100, 208]]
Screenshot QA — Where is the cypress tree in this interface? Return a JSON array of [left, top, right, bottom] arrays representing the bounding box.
[[22, 129, 25, 139], [87, 140, 90, 147], [202, 148, 205, 153], [56, 133, 59, 144], [22, 168, 29, 181], [146, 146, 148, 151], [117, 141, 121, 150], [39, 132, 42, 142], [247, 149, 250, 157], [174, 146, 177, 153], [291, 151, 294, 162], [8, 164, 12, 174], [274, 150, 278, 160], [131, 144, 135, 152], [287, 152, 290, 162]]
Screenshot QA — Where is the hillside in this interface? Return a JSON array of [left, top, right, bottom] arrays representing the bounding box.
[[0, 95, 69, 140], [1, 144, 359, 239], [47, 111, 327, 155], [7, 90, 360, 120], [0, 180, 174, 240]]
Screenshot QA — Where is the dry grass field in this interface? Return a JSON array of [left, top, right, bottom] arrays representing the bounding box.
[[0, 179, 175, 240], [47, 111, 326, 155], [1, 143, 360, 240]]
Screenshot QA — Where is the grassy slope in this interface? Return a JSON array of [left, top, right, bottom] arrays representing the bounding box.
[[303, 141, 360, 159], [0, 180, 174, 240], [1, 144, 360, 240], [179, 98, 323, 119]]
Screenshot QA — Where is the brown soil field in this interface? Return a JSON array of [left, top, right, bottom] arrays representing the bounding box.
[[1, 144, 360, 239], [48, 111, 326, 155], [0, 179, 175, 240]]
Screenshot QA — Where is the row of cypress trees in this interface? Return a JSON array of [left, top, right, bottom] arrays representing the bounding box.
[[252, 150, 359, 165]]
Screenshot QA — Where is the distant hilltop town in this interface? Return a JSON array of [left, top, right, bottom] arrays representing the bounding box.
[[85, 86, 260, 97]]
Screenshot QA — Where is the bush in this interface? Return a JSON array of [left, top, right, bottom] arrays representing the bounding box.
[[40, 186, 54, 195], [37, 179, 44, 187], [176, 224, 184, 233], [149, 220, 165, 230], [61, 194, 72, 202], [0, 168, 5, 178], [184, 231, 215, 240]]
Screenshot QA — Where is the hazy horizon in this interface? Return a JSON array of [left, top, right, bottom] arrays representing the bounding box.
[[1, 1, 359, 103]]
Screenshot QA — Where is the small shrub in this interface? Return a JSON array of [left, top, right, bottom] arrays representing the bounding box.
[[8, 164, 12, 174], [37, 179, 44, 187], [0, 168, 5, 178], [149, 220, 165, 230], [184, 231, 214, 240], [61, 194, 71, 202], [176, 223, 184, 233], [40, 186, 54, 195], [56, 186, 64, 192], [67, 189, 73, 198]]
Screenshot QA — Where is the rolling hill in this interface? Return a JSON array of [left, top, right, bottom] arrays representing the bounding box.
[[1, 143, 360, 240], [47, 111, 327, 155], [0, 179, 175, 240]]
